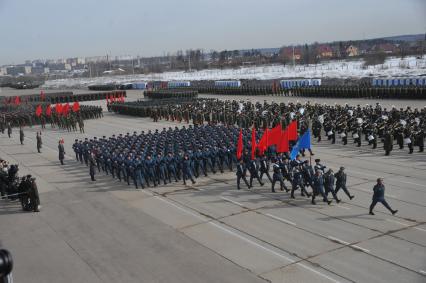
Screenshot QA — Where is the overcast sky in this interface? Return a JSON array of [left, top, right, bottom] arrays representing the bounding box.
[[0, 0, 425, 65]]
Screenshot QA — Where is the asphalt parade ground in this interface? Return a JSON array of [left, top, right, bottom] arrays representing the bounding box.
[[0, 90, 425, 283]]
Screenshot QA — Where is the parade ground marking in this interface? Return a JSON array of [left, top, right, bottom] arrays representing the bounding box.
[[413, 227, 426, 232], [327, 236, 350, 245], [351, 245, 370, 253], [419, 270, 426, 275], [328, 236, 370, 254], [393, 180, 426, 188], [265, 213, 297, 226], [385, 218, 412, 227], [336, 205, 351, 210], [220, 197, 245, 207]]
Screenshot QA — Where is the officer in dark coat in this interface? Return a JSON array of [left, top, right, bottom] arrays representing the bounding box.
[[324, 169, 340, 203], [248, 159, 264, 187], [236, 159, 250, 190], [290, 167, 310, 198], [28, 177, 40, 212], [19, 126, 24, 145], [334, 167, 354, 200], [58, 140, 65, 165], [383, 129, 393, 156], [36, 132, 42, 153], [311, 170, 332, 205], [271, 161, 287, 193], [89, 153, 96, 181], [259, 155, 272, 183], [72, 139, 80, 161], [7, 122, 12, 138], [369, 178, 397, 215]]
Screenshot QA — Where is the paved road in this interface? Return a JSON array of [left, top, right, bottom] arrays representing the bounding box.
[[0, 91, 425, 283]]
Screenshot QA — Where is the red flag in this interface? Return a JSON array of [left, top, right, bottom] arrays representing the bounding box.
[[35, 105, 42, 117], [251, 127, 257, 160], [56, 103, 63, 115], [63, 103, 70, 116], [121, 95, 125, 103], [257, 128, 269, 155], [277, 129, 289, 153], [14, 96, 21, 105], [46, 104, 52, 116], [72, 101, 80, 112], [236, 128, 243, 160], [288, 120, 298, 141], [268, 124, 282, 147]]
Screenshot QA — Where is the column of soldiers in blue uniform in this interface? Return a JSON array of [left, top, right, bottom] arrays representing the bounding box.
[[74, 125, 353, 205], [119, 99, 425, 155]]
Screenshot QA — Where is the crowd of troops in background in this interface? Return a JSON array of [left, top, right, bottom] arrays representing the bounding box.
[[110, 99, 425, 155], [0, 105, 103, 134], [74, 125, 353, 205], [179, 84, 426, 99]]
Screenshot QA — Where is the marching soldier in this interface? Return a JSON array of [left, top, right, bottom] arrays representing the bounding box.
[[334, 167, 354, 200], [324, 169, 340, 203], [259, 155, 272, 183], [312, 170, 332, 205], [248, 159, 264, 187], [271, 160, 287, 193], [369, 178, 397, 215], [236, 159, 250, 190], [383, 129, 393, 156]]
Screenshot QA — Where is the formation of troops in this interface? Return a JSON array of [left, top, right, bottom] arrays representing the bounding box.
[[73, 124, 355, 205], [48, 105, 103, 132], [111, 99, 425, 155], [167, 84, 426, 99], [144, 90, 198, 100], [0, 90, 126, 104], [0, 105, 103, 133]]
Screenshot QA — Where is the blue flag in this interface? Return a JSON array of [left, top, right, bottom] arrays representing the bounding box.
[[290, 129, 311, 160]]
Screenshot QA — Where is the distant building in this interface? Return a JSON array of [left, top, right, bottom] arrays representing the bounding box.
[[280, 46, 302, 61], [85, 56, 108, 63], [6, 65, 26, 76], [24, 66, 32, 74], [346, 45, 359, 57], [316, 45, 333, 58], [47, 63, 66, 71]]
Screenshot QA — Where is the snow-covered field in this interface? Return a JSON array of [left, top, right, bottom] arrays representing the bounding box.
[[43, 56, 426, 89]]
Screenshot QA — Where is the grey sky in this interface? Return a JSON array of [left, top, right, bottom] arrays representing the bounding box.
[[0, 0, 425, 65]]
